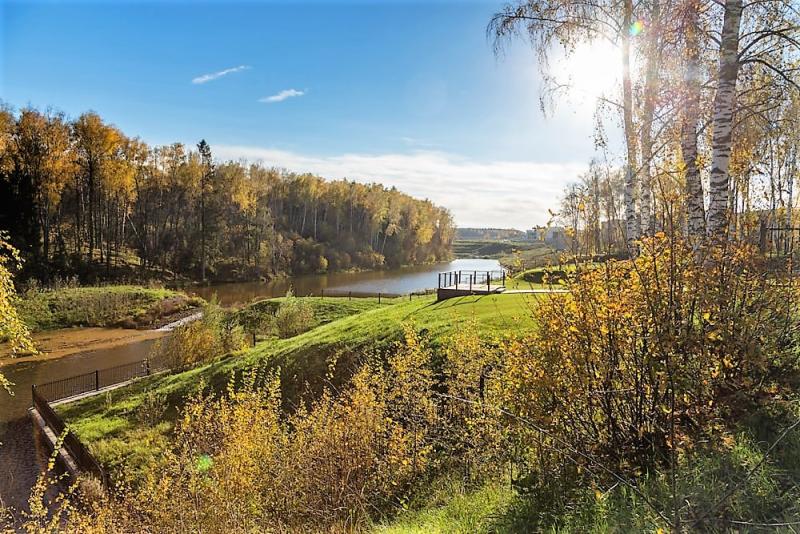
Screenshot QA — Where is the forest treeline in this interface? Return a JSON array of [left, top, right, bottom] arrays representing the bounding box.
[[0, 107, 454, 283]]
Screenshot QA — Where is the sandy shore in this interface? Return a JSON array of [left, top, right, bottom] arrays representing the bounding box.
[[0, 328, 168, 366]]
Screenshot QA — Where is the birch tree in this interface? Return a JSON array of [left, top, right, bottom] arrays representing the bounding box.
[[707, 0, 744, 238], [681, 0, 706, 240], [637, 0, 662, 236], [489, 0, 643, 246]]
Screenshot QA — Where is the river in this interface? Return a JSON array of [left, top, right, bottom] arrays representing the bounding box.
[[190, 258, 502, 305], [0, 258, 499, 514]]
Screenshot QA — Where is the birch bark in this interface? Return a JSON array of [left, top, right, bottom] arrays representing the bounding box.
[[707, 0, 744, 239], [623, 0, 641, 245], [682, 0, 706, 240]]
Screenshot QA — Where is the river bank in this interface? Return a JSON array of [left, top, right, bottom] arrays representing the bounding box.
[[15, 285, 203, 333]]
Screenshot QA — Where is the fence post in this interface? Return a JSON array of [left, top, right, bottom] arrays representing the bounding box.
[[145, 358, 151, 376], [378, 292, 381, 304], [95, 369, 100, 391], [349, 291, 352, 300], [487, 271, 490, 292], [469, 274, 473, 291], [502, 270, 506, 287], [321, 288, 324, 299]]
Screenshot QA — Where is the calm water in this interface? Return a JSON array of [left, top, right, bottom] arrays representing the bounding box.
[[0, 258, 499, 513], [192, 258, 502, 305]]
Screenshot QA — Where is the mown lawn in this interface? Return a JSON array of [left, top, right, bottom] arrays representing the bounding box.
[[58, 293, 541, 479]]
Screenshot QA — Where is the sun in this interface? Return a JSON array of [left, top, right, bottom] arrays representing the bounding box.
[[551, 40, 621, 112]]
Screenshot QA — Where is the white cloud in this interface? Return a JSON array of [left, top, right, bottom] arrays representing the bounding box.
[[192, 65, 250, 85], [214, 144, 587, 228], [259, 89, 305, 103]]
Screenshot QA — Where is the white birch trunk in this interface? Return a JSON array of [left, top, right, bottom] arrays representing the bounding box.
[[787, 148, 795, 230], [622, 0, 640, 246], [707, 0, 743, 239], [682, 0, 706, 241], [639, 0, 661, 237]]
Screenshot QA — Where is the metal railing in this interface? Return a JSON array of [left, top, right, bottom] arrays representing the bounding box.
[[32, 385, 109, 488], [35, 358, 162, 403], [437, 270, 506, 290], [31, 357, 166, 489]]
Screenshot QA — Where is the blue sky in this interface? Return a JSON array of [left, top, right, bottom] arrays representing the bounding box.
[[1, 0, 616, 228]]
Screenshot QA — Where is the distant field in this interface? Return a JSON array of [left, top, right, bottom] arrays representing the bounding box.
[[453, 238, 557, 264]]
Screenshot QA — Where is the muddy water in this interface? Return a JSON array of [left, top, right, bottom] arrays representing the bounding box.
[[0, 338, 156, 513]]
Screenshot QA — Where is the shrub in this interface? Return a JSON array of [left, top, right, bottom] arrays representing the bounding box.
[[153, 301, 246, 371], [274, 291, 314, 338], [51, 330, 438, 531], [136, 389, 168, 425], [498, 236, 796, 472]]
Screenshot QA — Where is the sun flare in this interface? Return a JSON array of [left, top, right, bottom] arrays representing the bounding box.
[[551, 40, 621, 112]]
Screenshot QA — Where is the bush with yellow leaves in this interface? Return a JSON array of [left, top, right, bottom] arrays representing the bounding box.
[[152, 300, 246, 371], [21, 328, 440, 532], [496, 236, 796, 472]]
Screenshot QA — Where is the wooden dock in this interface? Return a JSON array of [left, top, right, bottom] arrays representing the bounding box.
[[437, 270, 507, 301]]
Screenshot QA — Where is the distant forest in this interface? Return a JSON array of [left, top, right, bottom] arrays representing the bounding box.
[[0, 107, 454, 283]]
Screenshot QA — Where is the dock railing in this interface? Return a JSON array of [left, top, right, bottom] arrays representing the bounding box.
[[437, 270, 506, 291]]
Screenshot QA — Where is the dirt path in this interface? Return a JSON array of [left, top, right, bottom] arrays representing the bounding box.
[[0, 328, 168, 366]]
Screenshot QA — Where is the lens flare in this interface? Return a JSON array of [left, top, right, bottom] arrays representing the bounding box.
[[629, 20, 644, 36], [196, 454, 214, 473]]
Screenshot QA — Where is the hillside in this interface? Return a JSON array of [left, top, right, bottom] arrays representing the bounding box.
[[58, 293, 539, 478]]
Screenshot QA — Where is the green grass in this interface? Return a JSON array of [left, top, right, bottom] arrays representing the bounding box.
[[499, 247, 561, 271], [240, 295, 401, 333], [16, 285, 203, 332], [375, 478, 514, 534], [58, 293, 540, 478], [373, 397, 800, 533], [454, 240, 555, 262]]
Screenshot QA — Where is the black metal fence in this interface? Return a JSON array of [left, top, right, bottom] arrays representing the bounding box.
[[32, 385, 109, 488], [31, 357, 166, 489], [35, 358, 162, 403]]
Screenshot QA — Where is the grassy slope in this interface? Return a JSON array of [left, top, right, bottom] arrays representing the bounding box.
[[499, 245, 561, 271], [17, 285, 202, 332], [57, 292, 800, 531], [59, 293, 540, 476], [375, 397, 800, 533], [242, 295, 399, 331], [453, 240, 557, 264], [375, 479, 514, 534]]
